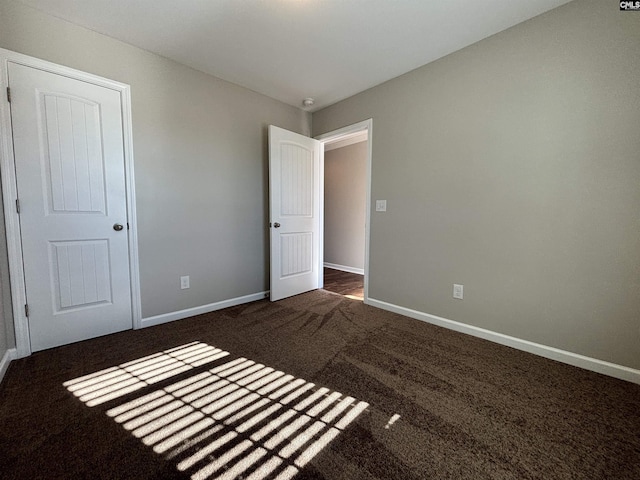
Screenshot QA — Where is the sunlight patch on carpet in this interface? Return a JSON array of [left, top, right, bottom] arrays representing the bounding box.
[[385, 413, 401, 429], [63, 342, 229, 406], [65, 342, 369, 480]]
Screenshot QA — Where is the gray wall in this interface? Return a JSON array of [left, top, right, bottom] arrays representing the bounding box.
[[0, 0, 311, 320], [324, 141, 366, 271], [313, 0, 640, 370]]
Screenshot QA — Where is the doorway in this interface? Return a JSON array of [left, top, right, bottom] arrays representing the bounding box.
[[268, 120, 372, 303], [316, 120, 372, 302]]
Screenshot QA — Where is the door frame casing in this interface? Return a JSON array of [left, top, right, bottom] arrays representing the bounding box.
[[0, 48, 142, 357], [315, 119, 372, 302]]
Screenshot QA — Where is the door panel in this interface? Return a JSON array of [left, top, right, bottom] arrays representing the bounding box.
[[280, 143, 314, 216], [269, 126, 321, 301], [9, 62, 132, 351], [42, 93, 107, 214], [50, 240, 112, 311], [280, 232, 313, 277]]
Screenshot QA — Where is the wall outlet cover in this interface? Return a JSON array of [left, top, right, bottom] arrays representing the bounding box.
[[376, 200, 387, 212], [180, 276, 190, 289], [453, 284, 463, 299]]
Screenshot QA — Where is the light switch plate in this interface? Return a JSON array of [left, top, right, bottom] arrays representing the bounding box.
[[376, 200, 387, 212]]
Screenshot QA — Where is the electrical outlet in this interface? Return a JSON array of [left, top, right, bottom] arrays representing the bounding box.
[[376, 200, 387, 212], [180, 276, 190, 289], [453, 284, 463, 300]]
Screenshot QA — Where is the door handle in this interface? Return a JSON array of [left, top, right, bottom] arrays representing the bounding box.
[[273, 222, 281, 228], [113, 223, 124, 231]]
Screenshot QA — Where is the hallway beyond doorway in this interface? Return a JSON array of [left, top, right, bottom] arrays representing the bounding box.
[[323, 267, 364, 300]]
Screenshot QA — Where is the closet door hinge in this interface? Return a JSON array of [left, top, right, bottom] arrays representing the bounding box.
[[16, 199, 20, 214], [6, 87, 10, 103], [25, 304, 29, 317]]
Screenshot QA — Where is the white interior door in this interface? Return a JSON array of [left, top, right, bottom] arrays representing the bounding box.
[[9, 62, 132, 351], [269, 125, 321, 301]]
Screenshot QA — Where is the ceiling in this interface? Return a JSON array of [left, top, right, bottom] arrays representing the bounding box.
[[18, 0, 573, 111]]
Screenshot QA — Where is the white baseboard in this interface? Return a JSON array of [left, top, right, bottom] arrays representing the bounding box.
[[324, 263, 365, 275], [0, 348, 17, 385], [366, 297, 640, 385], [141, 291, 269, 329]]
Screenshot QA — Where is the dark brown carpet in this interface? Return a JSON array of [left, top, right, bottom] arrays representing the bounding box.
[[323, 268, 364, 299], [1, 289, 639, 480]]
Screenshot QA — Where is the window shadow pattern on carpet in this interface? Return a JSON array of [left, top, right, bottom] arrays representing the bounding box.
[[64, 341, 369, 480]]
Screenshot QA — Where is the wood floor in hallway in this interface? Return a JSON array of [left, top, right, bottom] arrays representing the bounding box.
[[323, 267, 364, 299]]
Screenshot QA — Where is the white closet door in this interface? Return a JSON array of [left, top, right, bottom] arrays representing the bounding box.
[[9, 62, 132, 351]]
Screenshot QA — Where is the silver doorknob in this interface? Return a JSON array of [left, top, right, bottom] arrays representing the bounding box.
[[273, 222, 281, 228], [113, 223, 124, 231]]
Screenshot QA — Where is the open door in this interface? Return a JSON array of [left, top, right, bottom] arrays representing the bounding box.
[[269, 125, 321, 301]]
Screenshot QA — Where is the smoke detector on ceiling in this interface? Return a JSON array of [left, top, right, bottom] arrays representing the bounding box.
[[302, 98, 315, 108]]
